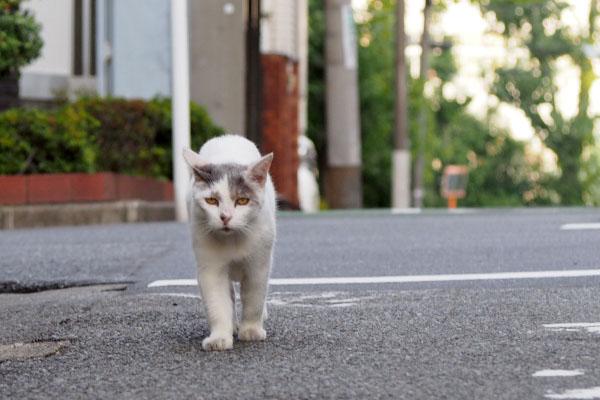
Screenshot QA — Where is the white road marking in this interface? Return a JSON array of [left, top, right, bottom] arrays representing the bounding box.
[[543, 322, 600, 334], [391, 208, 422, 214], [545, 387, 600, 399], [561, 223, 600, 230], [148, 279, 197, 288], [267, 292, 373, 308], [533, 370, 584, 378], [147, 269, 600, 288], [267, 270, 600, 285], [148, 290, 368, 308], [152, 293, 201, 299]]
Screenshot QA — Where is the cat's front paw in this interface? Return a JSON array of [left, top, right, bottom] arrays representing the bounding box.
[[238, 324, 266, 342], [202, 334, 233, 351]]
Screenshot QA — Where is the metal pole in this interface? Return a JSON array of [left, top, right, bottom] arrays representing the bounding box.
[[95, 0, 106, 96], [171, 0, 191, 222], [82, 0, 91, 76], [392, 0, 411, 209]]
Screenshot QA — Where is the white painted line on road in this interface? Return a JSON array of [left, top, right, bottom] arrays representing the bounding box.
[[391, 208, 422, 215], [545, 387, 600, 399], [266, 292, 375, 308], [543, 322, 600, 334], [268, 269, 600, 285], [561, 223, 600, 230], [390, 208, 476, 215], [533, 370, 584, 378], [148, 279, 197, 288], [147, 268, 600, 288], [153, 293, 201, 299]]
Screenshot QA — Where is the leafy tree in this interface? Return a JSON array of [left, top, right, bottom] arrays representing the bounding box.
[[481, 0, 599, 204], [0, 0, 43, 77], [426, 99, 552, 207], [307, 0, 327, 194], [356, 0, 396, 207], [307, 0, 548, 207]]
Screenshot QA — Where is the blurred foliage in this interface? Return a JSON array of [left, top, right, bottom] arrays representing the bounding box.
[[0, 97, 224, 177], [147, 97, 224, 179], [308, 0, 547, 207], [0, 106, 96, 174], [481, 0, 599, 205], [72, 98, 163, 177], [356, 0, 396, 207], [0, 0, 43, 77], [427, 100, 553, 206], [307, 0, 327, 192]]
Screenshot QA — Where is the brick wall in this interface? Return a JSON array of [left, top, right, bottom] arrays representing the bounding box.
[[0, 173, 174, 205], [261, 54, 300, 209]]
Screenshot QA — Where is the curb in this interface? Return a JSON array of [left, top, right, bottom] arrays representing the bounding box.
[[0, 201, 175, 230]]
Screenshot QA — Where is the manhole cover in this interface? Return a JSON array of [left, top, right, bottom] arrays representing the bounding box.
[[0, 340, 70, 362]]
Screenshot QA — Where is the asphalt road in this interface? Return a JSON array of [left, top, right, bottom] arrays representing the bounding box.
[[1, 208, 600, 399]]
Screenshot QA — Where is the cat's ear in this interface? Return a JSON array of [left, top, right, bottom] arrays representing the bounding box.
[[247, 153, 273, 187], [182, 148, 211, 183], [182, 147, 204, 168]]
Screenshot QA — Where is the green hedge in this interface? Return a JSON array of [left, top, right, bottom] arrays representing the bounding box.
[[0, 97, 224, 178]]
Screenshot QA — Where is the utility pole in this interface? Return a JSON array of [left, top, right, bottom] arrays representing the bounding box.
[[171, 0, 191, 222], [245, 0, 262, 150], [413, 0, 432, 208], [325, 0, 362, 209], [392, 0, 411, 209]]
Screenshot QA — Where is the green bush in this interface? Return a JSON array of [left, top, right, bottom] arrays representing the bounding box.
[[147, 97, 225, 179], [0, 0, 43, 77], [0, 97, 224, 178], [72, 97, 162, 177], [0, 107, 96, 174]]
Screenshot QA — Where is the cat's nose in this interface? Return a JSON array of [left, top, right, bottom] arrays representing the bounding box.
[[220, 214, 232, 224]]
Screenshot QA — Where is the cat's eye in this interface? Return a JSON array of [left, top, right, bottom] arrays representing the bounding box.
[[236, 198, 249, 206], [205, 197, 218, 205]]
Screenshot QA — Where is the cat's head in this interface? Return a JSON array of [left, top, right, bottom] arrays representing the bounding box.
[[183, 148, 273, 236]]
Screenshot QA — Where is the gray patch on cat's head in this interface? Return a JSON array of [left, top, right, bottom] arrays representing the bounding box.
[[193, 163, 242, 186], [194, 163, 260, 201], [228, 171, 258, 200]]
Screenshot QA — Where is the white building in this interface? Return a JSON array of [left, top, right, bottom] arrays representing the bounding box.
[[20, 0, 310, 208]]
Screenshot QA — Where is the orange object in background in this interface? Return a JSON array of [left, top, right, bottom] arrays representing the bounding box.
[[441, 165, 469, 209]]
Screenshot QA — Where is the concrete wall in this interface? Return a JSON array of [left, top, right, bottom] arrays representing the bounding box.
[[22, 0, 171, 101], [19, 0, 87, 102], [188, 0, 246, 136]]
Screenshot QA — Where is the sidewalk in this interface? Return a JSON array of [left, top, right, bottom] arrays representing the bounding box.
[[0, 201, 174, 229]]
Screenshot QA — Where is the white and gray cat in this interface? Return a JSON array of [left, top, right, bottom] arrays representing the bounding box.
[[183, 134, 276, 351]]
